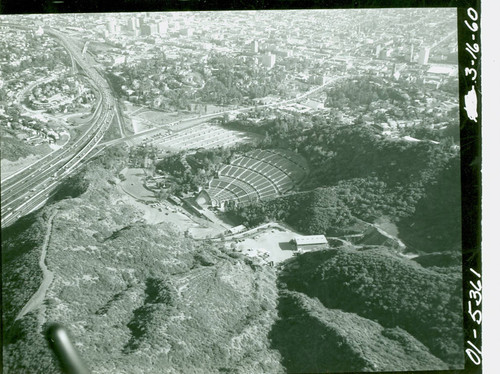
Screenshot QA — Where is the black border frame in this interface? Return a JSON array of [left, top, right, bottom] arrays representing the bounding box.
[[0, 1, 482, 374]]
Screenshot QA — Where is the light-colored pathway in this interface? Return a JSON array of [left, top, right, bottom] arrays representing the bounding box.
[[15, 211, 57, 321]]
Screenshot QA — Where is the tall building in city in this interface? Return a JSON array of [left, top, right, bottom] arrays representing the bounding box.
[[128, 17, 140, 31], [158, 20, 168, 35], [418, 46, 430, 65], [107, 18, 118, 34], [262, 52, 276, 68], [251, 40, 259, 53], [137, 16, 145, 27], [410, 43, 414, 62]]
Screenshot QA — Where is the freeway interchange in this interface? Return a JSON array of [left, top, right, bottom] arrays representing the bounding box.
[[100, 73, 349, 148], [1, 24, 347, 228], [1, 27, 116, 227]]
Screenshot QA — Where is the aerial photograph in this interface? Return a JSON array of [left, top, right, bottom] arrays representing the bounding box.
[[1, 8, 463, 373]]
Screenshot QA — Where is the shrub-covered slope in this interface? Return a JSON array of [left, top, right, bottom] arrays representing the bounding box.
[[277, 247, 464, 369], [269, 291, 448, 373], [2, 213, 47, 325], [228, 120, 461, 256], [2, 164, 464, 374], [397, 154, 462, 253], [2, 167, 282, 374]]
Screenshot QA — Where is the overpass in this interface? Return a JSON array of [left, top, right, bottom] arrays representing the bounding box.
[[1, 25, 117, 227], [1, 24, 349, 227], [82, 40, 90, 56], [100, 73, 350, 148]]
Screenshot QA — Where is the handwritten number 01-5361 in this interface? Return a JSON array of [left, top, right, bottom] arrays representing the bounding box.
[[466, 268, 482, 365], [468, 301, 482, 324], [469, 289, 481, 306], [467, 279, 482, 324]]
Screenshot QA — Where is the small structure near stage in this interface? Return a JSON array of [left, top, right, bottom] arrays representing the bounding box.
[[195, 189, 212, 206]]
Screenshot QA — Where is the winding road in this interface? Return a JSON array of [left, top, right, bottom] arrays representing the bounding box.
[[1, 24, 117, 228], [1, 22, 350, 229], [15, 211, 57, 321]]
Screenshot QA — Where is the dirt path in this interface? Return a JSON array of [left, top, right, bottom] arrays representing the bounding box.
[[15, 211, 57, 321]]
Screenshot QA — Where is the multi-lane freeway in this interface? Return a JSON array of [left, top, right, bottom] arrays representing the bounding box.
[[1, 25, 117, 227], [1, 23, 348, 228]]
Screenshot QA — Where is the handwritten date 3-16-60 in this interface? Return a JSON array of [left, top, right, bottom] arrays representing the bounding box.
[[463, 7, 480, 123]]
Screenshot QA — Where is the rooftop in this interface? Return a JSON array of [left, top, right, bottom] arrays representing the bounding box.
[[293, 235, 328, 245]]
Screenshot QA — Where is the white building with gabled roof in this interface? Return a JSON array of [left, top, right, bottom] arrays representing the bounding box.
[[291, 235, 328, 252]]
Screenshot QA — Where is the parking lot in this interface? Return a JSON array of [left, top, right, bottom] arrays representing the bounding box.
[[235, 229, 298, 264]]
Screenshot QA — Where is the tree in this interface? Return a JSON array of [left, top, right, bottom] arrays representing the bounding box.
[[157, 189, 169, 200]]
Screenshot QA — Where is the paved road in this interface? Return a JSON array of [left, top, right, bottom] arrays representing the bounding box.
[[1, 24, 348, 228], [15, 211, 57, 321], [430, 30, 457, 51], [4, 74, 347, 226], [1, 25, 116, 227], [101, 74, 349, 148], [14, 76, 57, 105]]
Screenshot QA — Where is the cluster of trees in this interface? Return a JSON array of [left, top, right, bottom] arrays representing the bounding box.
[[154, 144, 253, 196], [105, 66, 194, 111], [303, 124, 454, 188], [197, 54, 288, 104], [278, 247, 464, 368], [269, 290, 448, 373], [109, 52, 289, 111], [26, 75, 95, 113], [228, 116, 460, 253], [325, 76, 410, 109], [92, 145, 129, 172], [48, 172, 90, 203], [1, 33, 71, 74], [229, 189, 355, 236], [2, 313, 59, 373], [128, 144, 159, 167], [325, 76, 459, 129], [155, 153, 197, 195], [123, 277, 175, 353], [397, 155, 461, 253], [2, 212, 63, 373], [2, 214, 47, 325], [0, 126, 44, 162], [1, 106, 65, 161], [3, 168, 284, 373], [4, 107, 50, 133], [1, 47, 71, 75]]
